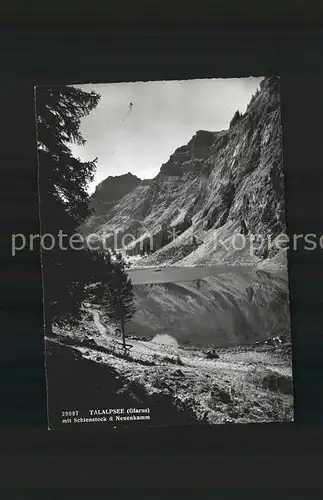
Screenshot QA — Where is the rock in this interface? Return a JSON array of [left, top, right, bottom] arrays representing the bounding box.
[[96, 356, 103, 362], [210, 385, 232, 404], [200, 411, 210, 422], [153, 375, 169, 387], [86, 339, 97, 349], [173, 369, 184, 377], [205, 348, 219, 360], [222, 417, 234, 424], [265, 336, 283, 348], [253, 407, 262, 415], [157, 379, 169, 388]]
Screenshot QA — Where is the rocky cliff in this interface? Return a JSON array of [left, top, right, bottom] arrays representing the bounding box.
[[82, 76, 286, 267]]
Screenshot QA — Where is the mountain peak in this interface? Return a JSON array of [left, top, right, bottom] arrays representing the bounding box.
[[96, 171, 141, 190], [90, 172, 142, 216]]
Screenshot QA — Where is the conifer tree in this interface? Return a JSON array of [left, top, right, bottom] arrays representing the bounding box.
[[88, 249, 113, 303], [229, 110, 242, 128], [35, 85, 100, 334], [100, 253, 136, 351]]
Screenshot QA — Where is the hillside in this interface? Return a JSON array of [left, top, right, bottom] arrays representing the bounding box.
[[81, 76, 286, 268], [47, 302, 293, 429]]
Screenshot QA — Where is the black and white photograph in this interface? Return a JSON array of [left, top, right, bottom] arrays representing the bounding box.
[[34, 75, 293, 429]]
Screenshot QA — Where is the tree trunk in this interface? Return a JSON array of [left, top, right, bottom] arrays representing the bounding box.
[[120, 316, 126, 350]]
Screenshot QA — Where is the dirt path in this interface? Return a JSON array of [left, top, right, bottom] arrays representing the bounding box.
[[91, 310, 107, 335]]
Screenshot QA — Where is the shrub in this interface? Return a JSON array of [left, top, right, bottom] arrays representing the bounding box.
[[206, 384, 232, 408]]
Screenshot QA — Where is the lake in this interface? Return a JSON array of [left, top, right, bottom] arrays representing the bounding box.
[[127, 265, 291, 348]]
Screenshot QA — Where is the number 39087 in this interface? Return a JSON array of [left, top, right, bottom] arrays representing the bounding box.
[[61, 410, 79, 417]]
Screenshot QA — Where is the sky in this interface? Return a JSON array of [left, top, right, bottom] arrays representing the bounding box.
[[69, 77, 264, 194]]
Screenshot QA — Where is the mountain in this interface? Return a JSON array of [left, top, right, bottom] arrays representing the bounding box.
[[83, 173, 142, 233], [82, 76, 286, 268]]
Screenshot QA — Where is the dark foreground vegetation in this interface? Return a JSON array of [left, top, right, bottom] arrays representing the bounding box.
[[45, 340, 202, 430]]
